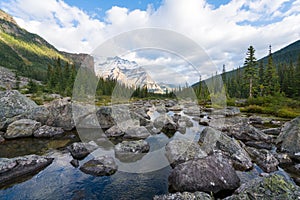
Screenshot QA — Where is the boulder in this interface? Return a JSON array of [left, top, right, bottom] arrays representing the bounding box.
[[5, 119, 41, 139], [213, 107, 240, 117], [104, 125, 124, 138], [276, 117, 300, 156], [229, 123, 272, 143], [96, 107, 115, 129], [67, 142, 98, 160], [33, 125, 64, 138], [80, 155, 117, 176], [0, 90, 37, 130], [244, 141, 273, 150], [245, 147, 279, 173], [224, 174, 300, 200], [165, 139, 207, 168], [44, 98, 74, 130], [199, 127, 253, 171], [262, 127, 281, 136], [114, 140, 150, 162], [168, 154, 240, 194], [123, 126, 150, 140], [0, 154, 53, 186], [153, 191, 212, 200], [154, 114, 178, 135], [249, 116, 264, 125]]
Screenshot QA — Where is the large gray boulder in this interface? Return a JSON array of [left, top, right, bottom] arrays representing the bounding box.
[[4, 119, 41, 139], [80, 155, 117, 176], [105, 125, 125, 138], [96, 107, 115, 129], [0, 90, 37, 130], [153, 192, 212, 200], [168, 154, 240, 194], [224, 174, 300, 200], [154, 114, 178, 135], [0, 154, 53, 186], [114, 140, 150, 162], [276, 117, 300, 156], [165, 139, 207, 168], [199, 127, 253, 171], [229, 123, 272, 143], [245, 147, 279, 173]]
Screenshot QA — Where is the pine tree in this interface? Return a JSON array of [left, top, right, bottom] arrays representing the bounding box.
[[263, 45, 280, 96], [243, 46, 257, 98], [295, 54, 300, 97]]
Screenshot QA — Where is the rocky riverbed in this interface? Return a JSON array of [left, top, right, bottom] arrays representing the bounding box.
[[1, 89, 300, 199]]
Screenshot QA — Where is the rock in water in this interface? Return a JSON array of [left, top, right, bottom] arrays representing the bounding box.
[[245, 147, 279, 173], [154, 114, 178, 135], [80, 156, 117, 176], [168, 154, 240, 194], [33, 125, 64, 138], [199, 127, 253, 171], [153, 191, 212, 200], [224, 174, 300, 199], [105, 125, 124, 138], [5, 119, 41, 139], [276, 117, 300, 156], [67, 142, 98, 160], [123, 126, 150, 140], [0, 90, 37, 130], [165, 139, 207, 168], [114, 140, 150, 162], [0, 154, 53, 186]]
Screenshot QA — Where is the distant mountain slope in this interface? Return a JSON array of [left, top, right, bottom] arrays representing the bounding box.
[[0, 9, 93, 80], [193, 39, 300, 87], [95, 57, 164, 93]]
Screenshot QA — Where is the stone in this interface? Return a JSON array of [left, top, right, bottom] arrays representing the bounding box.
[[104, 125, 124, 138], [80, 155, 117, 176], [0, 154, 53, 185], [70, 159, 79, 168], [229, 123, 272, 143], [276, 117, 300, 156], [199, 127, 253, 171], [245, 147, 279, 173], [33, 125, 64, 138], [96, 106, 115, 129], [5, 119, 41, 139], [165, 139, 207, 168], [224, 174, 300, 200], [123, 126, 150, 140], [272, 153, 292, 165], [114, 140, 150, 162], [262, 127, 281, 136], [153, 191, 212, 200], [154, 114, 178, 135], [168, 154, 240, 194], [0, 90, 37, 130], [213, 107, 240, 117], [245, 141, 273, 150], [249, 116, 264, 125], [67, 142, 98, 160]]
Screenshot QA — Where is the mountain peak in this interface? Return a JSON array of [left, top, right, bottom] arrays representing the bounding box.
[[0, 9, 17, 25]]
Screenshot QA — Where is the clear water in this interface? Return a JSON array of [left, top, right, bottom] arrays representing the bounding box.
[[0, 109, 203, 200]]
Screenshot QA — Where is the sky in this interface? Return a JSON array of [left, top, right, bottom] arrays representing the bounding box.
[[0, 0, 300, 84]]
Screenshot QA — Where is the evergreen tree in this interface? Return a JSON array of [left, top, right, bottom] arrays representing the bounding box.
[[243, 46, 257, 98], [295, 54, 300, 97], [263, 45, 280, 96]]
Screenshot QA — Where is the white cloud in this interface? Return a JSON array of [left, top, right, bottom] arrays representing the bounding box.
[[1, 0, 300, 83]]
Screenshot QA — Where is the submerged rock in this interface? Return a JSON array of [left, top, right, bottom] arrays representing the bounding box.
[[153, 191, 212, 200], [67, 142, 98, 160], [33, 125, 64, 138], [80, 155, 117, 176], [0, 154, 53, 186], [224, 174, 300, 199], [114, 140, 150, 162], [168, 154, 240, 194], [165, 139, 207, 168], [199, 127, 253, 171], [5, 119, 41, 139]]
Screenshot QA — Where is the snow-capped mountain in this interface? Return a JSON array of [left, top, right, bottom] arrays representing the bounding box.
[[94, 56, 164, 93]]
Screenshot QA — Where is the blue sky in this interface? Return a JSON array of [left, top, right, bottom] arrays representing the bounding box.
[[0, 0, 300, 83]]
